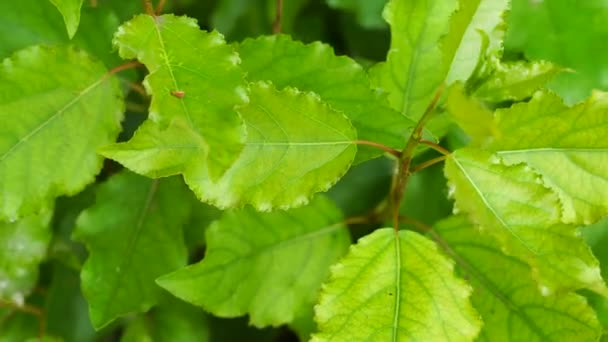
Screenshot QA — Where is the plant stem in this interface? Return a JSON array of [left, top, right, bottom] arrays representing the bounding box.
[[143, 0, 155, 15], [420, 139, 451, 156], [155, 0, 166, 15], [355, 140, 401, 158], [273, 0, 283, 34], [410, 155, 447, 174], [390, 84, 445, 232], [0, 299, 46, 340], [107, 61, 143, 78]]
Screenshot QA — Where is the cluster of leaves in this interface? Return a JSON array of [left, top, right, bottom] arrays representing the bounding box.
[[2, 0, 608, 341]]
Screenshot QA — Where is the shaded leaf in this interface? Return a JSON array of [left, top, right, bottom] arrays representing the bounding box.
[[157, 196, 350, 327], [489, 91, 608, 225], [73, 172, 191, 329], [238, 34, 413, 163], [0, 208, 52, 303], [326, 0, 387, 29], [434, 216, 602, 341], [313, 228, 480, 341], [445, 148, 607, 295], [112, 14, 246, 180], [48, 0, 84, 38], [121, 300, 210, 342], [0, 45, 123, 221], [370, 0, 457, 120]]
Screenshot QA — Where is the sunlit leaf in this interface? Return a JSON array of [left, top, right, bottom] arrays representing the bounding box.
[[0, 45, 123, 221], [370, 0, 457, 120], [446, 82, 496, 144], [489, 91, 608, 225], [111, 14, 246, 180], [434, 216, 602, 341], [444, 0, 510, 83], [313, 228, 480, 341], [48, 0, 84, 38], [73, 172, 191, 329], [238, 34, 413, 163], [474, 60, 562, 102], [157, 196, 350, 327], [445, 148, 607, 295]]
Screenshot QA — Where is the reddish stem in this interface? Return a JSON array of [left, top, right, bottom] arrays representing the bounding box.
[[272, 0, 283, 34], [355, 140, 401, 158], [419, 139, 451, 156], [410, 155, 447, 174], [143, 0, 155, 15], [156, 0, 166, 15]]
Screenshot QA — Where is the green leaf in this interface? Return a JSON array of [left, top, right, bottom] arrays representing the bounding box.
[[446, 82, 496, 144], [326, 0, 388, 29], [112, 14, 246, 180], [474, 60, 562, 102], [73, 172, 191, 329], [157, 196, 350, 327], [238, 34, 413, 163], [0, 45, 123, 221], [0, 208, 52, 304], [444, 148, 608, 295], [505, 0, 608, 103], [313, 228, 480, 341], [443, 0, 510, 83], [121, 300, 210, 342], [45, 264, 97, 341], [434, 215, 602, 341], [107, 82, 357, 210], [48, 0, 84, 38], [370, 0, 458, 119], [489, 91, 608, 225]]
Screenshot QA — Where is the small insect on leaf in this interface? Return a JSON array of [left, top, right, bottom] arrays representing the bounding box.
[[170, 90, 185, 99]]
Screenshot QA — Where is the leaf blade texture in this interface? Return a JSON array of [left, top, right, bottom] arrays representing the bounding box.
[[443, 0, 510, 83], [0, 208, 52, 304], [434, 216, 602, 341], [73, 172, 191, 329], [237, 34, 413, 163], [48, 0, 84, 38], [370, 0, 458, 119], [444, 148, 607, 295], [116, 81, 356, 211], [474, 60, 562, 102], [489, 91, 608, 225], [313, 228, 480, 341], [157, 196, 350, 327], [0, 45, 124, 221], [112, 14, 247, 180]]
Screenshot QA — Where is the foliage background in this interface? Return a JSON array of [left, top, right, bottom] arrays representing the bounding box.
[[2, 0, 608, 340]]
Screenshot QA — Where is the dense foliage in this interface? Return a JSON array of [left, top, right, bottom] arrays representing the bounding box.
[[2, 0, 608, 340]]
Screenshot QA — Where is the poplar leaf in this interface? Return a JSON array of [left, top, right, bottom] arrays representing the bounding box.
[[73, 172, 191, 329], [313, 228, 480, 341], [474, 60, 562, 102], [237, 34, 413, 163], [489, 91, 608, 225], [446, 82, 497, 144], [434, 216, 602, 341], [444, 0, 510, 83], [0, 45, 123, 221], [370, 0, 458, 119], [0, 208, 52, 304], [111, 14, 247, 180], [445, 148, 608, 295], [187, 82, 356, 211], [157, 196, 350, 327], [48, 0, 84, 38]]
